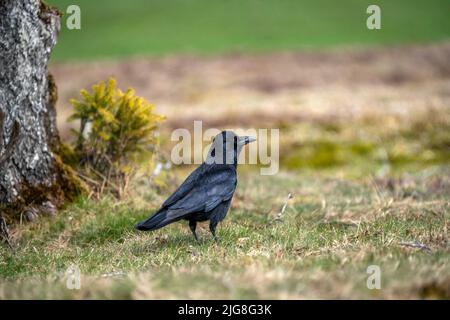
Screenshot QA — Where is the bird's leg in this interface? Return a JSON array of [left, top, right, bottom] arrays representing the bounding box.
[[209, 221, 220, 243], [189, 220, 199, 242]]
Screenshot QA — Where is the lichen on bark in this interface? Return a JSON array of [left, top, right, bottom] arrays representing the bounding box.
[[0, 0, 85, 222]]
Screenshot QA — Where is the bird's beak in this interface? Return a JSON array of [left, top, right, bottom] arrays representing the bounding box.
[[239, 136, 257, 145]]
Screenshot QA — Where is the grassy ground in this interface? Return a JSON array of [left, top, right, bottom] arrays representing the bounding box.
[[47, 0, 450, 60], [2, 6, 449, 297], [2, 42, 449, 299], [0, 166, 449, 299], [1, 96, 449, 298]]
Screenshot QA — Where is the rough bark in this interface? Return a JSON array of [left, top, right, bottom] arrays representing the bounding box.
[[0, 0, 83, 225]]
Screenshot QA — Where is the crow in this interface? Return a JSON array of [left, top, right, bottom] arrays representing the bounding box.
[[136, 131, 256, 242]]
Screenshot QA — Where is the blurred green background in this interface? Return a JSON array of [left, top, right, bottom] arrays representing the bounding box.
[[48, 0, 450, 61]]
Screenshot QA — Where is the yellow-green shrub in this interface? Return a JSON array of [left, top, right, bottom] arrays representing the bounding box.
[[69, 78, 165, 196]]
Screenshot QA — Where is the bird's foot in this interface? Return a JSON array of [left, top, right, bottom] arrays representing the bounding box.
[[213, 235, 220, 244], [193, 234, 200, 242]]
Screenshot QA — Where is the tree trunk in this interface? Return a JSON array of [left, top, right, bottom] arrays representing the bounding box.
[[0, 0, 83, 226]]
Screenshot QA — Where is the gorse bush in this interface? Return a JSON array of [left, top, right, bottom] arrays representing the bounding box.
[[69, 78, 165, 197]]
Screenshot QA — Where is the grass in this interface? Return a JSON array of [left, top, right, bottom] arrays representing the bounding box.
[[47, 0, 450, 61], [1, 91, 449, 299], [2, 10, 449, 297], [1, 167, 449, 299], [280, 108, 450, 175]]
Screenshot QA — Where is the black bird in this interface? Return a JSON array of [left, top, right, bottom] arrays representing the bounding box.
[[136, 131, 256, 242]]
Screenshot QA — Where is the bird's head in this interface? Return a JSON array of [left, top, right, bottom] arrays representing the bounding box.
[[206, 131, 256, 165]]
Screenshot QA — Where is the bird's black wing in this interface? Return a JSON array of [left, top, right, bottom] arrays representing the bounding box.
[[136, 164, 237, 230], [169, 164, 237, 213], [204, 166, 237, 212], [161, 163, 206, 208]]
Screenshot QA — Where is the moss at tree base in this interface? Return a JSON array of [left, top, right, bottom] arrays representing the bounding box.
[[0, 155, 88, 223]]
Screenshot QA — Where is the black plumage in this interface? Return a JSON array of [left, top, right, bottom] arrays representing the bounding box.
[[135, 131, 255, 241]]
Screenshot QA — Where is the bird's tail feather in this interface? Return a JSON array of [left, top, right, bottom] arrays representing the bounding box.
[[135, 209, 176, 231]]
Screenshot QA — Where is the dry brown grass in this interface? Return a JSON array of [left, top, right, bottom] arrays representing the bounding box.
[[1, 44, 448, 299], [51, 42, 450, 139]]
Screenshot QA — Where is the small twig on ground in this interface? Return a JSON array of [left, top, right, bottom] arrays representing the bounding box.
[[272, 192, 293, 223], [76, 172, 101, 186], [399, 241, 432, 252]]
